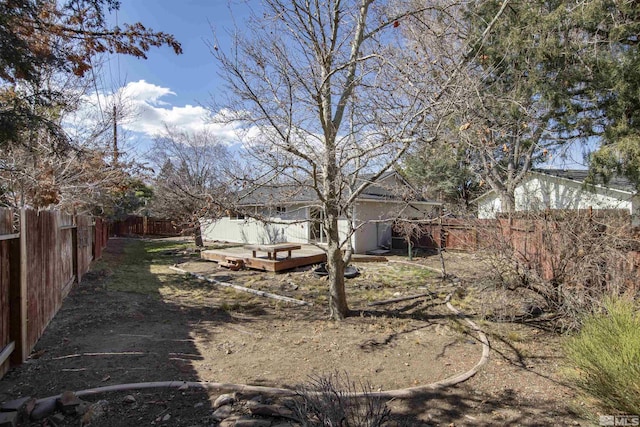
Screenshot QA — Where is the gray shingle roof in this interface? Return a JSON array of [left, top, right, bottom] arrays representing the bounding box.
[[532, 169, 636, 193], [236, 171, 440, 206]]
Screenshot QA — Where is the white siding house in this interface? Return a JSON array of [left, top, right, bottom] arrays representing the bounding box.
[[476, 169, 639, 224], [202, 172, 442, 254]]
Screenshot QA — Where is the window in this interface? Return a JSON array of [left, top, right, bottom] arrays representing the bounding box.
[[276, 206, 286, 215], [229, 211, 245, 220]]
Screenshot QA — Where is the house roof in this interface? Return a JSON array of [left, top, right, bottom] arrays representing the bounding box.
[[531, 169, 636, 193], [472, 168, 637, 204], [237, 171, 441, 206]]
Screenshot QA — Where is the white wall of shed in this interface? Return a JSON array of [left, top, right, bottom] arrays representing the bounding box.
[[477, 195, 502, 219], [517, 175, 634, 214]]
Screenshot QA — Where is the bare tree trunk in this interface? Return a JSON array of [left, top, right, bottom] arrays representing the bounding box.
[[500, 191, 516, 215], [194, 219, 204, 247], [326, 215, 349, 320], [439, 248, 447, 279]]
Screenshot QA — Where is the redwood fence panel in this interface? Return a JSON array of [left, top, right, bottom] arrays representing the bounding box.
[[393, 219, 495, 252], [111, 216, 182, 237], [416, 213, 638, 287], [24, 210, 75, 352], [0, 208, 109, 379], [393, 214, 639, 289], [76, 215, 93, 281], [94, 217, 108, 260], [0, 208, 16, 378]]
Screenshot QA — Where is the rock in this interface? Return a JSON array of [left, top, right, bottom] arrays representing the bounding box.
[[57, 391, 81, 415], [80, 400, 108, 426], [249, 395, 267, 404], [249, 404, 295, 419], [0, 411, 18, 427], [193, 402, 204, 408], [0, 396, 32, 412], [244, 399, 258, 408], [30, 399, 56, 420], [24, 398, 36, 417], [75, 400, 90, 416], [219, 417, 239, 427], [212, 405, 233, 421], [122, 395, 137, 404], [213, 393, 235, 409], [50, 413, 65, 424], [162, 414, 171, 422], [234, 417, 272, 427]]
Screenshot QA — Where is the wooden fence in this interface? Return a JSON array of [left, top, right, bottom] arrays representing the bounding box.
[[0, 209, 15, 379], [393, 211, 639, 286], [0, 208, 108, 378], [110, 215, 182, 237], [393, 218, 488, 252]]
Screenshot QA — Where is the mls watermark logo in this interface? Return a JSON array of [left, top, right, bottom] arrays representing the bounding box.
[[600, 415, 640, 426]]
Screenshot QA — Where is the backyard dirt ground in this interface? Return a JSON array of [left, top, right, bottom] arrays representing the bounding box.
[[0, 237, 595, 426]]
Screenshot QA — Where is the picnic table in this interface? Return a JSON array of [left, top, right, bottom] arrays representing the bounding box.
[[244, 243, 302, 260]]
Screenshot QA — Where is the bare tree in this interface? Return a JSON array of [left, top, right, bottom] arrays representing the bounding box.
[[148, 126, 231, 247], [401, 0, 582, 214], [212, 0, 508, 319]]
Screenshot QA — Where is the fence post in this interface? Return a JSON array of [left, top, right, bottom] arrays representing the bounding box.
[[72, 216, 79, 284], [9, 209, 27, 364]]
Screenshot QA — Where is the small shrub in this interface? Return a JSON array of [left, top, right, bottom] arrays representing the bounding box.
[[293, 372, 391, 427], [565, 297, 640, 414]]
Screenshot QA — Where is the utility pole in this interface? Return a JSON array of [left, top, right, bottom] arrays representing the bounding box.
[[112, 105, 119, 166]]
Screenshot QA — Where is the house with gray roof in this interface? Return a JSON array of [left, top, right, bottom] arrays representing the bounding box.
[[201, 171, 442, 253], [476, 169, 639, 224]]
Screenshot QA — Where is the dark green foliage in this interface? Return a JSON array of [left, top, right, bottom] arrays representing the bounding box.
[[404, 140, 480, 211], [426, 1, 583, 212], [579, 2, 640, 188]]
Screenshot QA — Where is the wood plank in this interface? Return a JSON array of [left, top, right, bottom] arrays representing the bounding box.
[[10, 208, 27, 363], [0, 237, 9, 377], [244, 243, 302, 251], [0, 341, 15, 367], [202, 247, 326, 272], [0, 208, 12, 375], [2, 209, 107, 374]]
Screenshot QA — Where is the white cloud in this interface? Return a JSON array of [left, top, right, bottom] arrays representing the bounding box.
[[69, 80, 244, 146]]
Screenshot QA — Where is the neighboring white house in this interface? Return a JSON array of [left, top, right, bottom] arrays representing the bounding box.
[[201, 171, 442, 254], [476, 169, 640, 224]]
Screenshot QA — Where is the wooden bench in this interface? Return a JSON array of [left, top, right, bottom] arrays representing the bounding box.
[[243, 243, 302, 260]]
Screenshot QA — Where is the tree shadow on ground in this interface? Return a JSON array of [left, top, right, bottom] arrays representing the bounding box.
[[388, 384, 583, 426], [0, 237, 244, 425]]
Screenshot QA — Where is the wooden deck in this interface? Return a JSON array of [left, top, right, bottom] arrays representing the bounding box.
[[201, 245, 327, 272]]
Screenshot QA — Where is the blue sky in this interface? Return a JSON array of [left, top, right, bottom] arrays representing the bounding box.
[[80, 1, 255, 155], [84, 0, 589, 169], [106, 0, 249, 105]]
